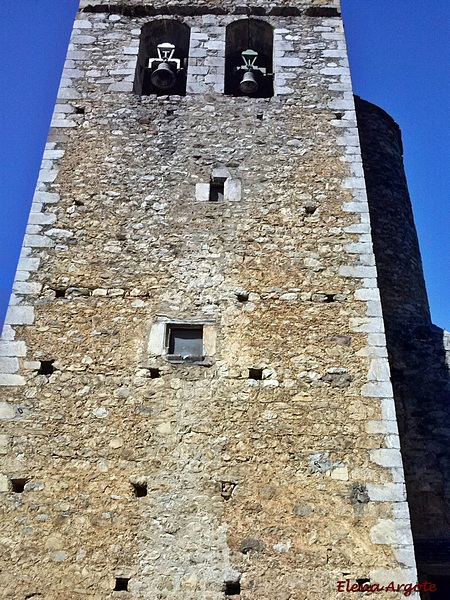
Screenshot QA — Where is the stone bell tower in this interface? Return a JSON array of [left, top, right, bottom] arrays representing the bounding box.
[[0, 1, 423, 598]]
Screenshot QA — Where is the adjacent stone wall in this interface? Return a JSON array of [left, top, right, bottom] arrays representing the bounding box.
[[0, 3, 419, 599], [354, 97, 431, 332], [356, 97, 450, 588]]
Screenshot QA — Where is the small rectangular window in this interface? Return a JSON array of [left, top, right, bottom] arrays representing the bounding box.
[[148, 318, 216, 363], [167, 325, 203, 358]]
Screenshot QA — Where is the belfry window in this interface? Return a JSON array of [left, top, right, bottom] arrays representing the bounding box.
[[134, 20, 190, 96], [225, 19, 274, 98]]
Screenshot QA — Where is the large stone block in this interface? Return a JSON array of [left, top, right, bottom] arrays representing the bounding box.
[[339, 265, 377, 278], [0, 341, 26, 357], [369, 448, 404, 468], [366, 483, 406, 502], [0, 374, 25, 386], [0, 357, 19, 374], [361, 381, 394, 398], [23, 234, 55, 248], [195, 183, 210, 202], [4, 306, 35, 325], [224, 179, 241, 202], [17, 257, 40, 271], [367, 358, 391, 381], [0, 402, 17, 418]]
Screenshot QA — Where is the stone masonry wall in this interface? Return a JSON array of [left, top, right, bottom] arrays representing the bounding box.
[[356, 97, 450, 587], [0, 2, 419, 599]]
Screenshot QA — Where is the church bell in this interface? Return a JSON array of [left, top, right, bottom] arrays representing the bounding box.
[[150, 62, 177, 90], [239, 70, 258, 94]]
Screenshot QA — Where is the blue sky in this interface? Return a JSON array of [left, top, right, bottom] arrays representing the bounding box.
[[0, 0, 448, 331]]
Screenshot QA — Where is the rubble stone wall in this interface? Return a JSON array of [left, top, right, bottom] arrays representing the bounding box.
[[0, 2, 418, 599]]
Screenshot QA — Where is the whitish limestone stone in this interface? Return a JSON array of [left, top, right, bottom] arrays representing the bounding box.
[[0, 403, 16, 419], [367, 358, 391, 382], [380, 398, 398, 420], [330, 465, 349, 480], [361, 381, 393, 397], [13, 282, 43, 295], [370, 568, 418, 588], [0, 374, 25, 386], [349, 317, 385, 333], [365, 420, 399, 435], [355, 346, 388, 358], [4, 306, 35, 325], [33, 191, 59, 203], [369, 449, 403, 468], [339, 265, 377, 278], [23, 234, 55, 248], [224, 178, 241, 201], [195, 183, 210, 202], [393, 546, 417, 567], [342, 201, 368, 213], [0, 341, 26, 357], [0, 358, 19, 373], [365, 300, 383, 317], [38, 170, 58, 183], [354, 288, 380, 301], [147, 321, 166, 355], [366, 483, 406, 502]]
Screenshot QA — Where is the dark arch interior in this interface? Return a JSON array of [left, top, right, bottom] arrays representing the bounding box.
[[134, 20, 190, 96], [225, 19, 274, 98]]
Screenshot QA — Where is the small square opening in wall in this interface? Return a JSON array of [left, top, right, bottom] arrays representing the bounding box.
[[221, 481, 236, 501], [114, 577, 130, 592], [167, 325, 203, 359], [148, 368, 160, 379], [248, 368, 263, 380], [356, 579, 371, 591], [225, 581, 241, 596], [11, 478, 28, 493], [52, 288, 66, 298], [209, 181, 225, 202], [38, 360, 55, 375], [132, 482, 148, 498], [236, 292, 249, 303]]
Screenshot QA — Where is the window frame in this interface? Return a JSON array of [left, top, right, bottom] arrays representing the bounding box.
[[148, 317, 216, 364], [165, 323, 204, 361]]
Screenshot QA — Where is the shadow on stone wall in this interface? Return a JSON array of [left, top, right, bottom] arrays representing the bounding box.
[[355, 96, 450, 596]]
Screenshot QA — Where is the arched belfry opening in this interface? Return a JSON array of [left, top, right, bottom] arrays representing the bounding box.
[[134, 20, 190, 96], [225, 19, 274, 98]]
